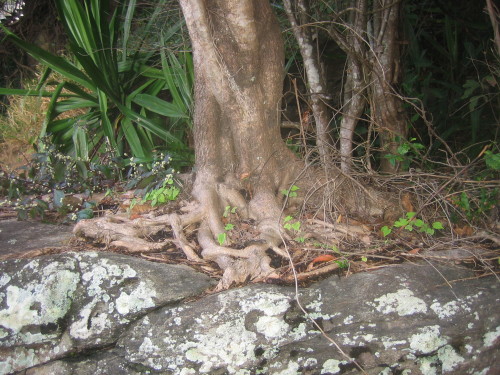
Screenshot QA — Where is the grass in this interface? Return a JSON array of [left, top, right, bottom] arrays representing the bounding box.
[[0, 93, 50, 170]]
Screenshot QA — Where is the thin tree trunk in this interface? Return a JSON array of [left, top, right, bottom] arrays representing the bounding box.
[[340, 56, 366, 172], [283, 0, 332, 169], [369, 0, 407, 173], [337, 0, 367, 172]]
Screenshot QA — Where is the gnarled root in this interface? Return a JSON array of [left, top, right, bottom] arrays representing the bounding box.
[[186, 177, 287, 290], [73, 214, 173, 252], [73, 176, 290, 289]]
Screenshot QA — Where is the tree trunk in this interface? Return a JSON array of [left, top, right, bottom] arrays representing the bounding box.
[[369, 0, 407, 173], [338, 0, 367, 173], [283, 0, 332, 170], [179, 0, 299, 288], [328, 0, 406, 173]]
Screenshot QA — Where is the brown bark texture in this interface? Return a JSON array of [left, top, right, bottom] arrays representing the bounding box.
[[283, 0, 332, 170], [177, 0, 300, 288], [329, 0, 407, 173], [369, 0, 408, 173]]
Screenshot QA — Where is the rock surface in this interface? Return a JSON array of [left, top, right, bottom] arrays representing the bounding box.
[[0, 219, 73, 258], [0, 251, 498, 375], [0, 252, 215, 374]]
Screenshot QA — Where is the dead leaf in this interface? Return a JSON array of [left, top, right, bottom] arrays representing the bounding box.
[[401, 193, 414, 213], [240, 172, 250, 180], [312, 254, 335, 264], [453, 225, 474, 237], [305, 254, 336, 272], [408, 248, 421, 254]]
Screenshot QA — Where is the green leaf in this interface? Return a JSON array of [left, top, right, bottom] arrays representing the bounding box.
[[224, 223, 234, 231], [413, 219, 424, 227], [331, 245, 340, 253], [406, 212, 417, 219], [1, 25, 96, 91], [335, 259, 349, 269], [291, 221, 301, 232], [484, 151, 500, 170], [394, 218, 409, 228], [284, 216, 293, 222], [425, 228, 435, 235], [76, 208, 94, 221], [397, 143, 411, 155], [165, 186, 180, 201], [461, 79, 481, 99], [133, 94, 188, 118], [361, 256, 368, 262], [381, 226, 392, 237], [432, 221, 444, 230], [217, 233, 227, 246]]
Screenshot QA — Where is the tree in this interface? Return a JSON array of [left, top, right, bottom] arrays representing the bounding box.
[[326, 0, 407, 172], [164, 0, 302, 288], [283, 0, 332, 170], [74, 0, 396, 290]]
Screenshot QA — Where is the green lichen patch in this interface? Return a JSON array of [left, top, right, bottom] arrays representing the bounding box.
[[368, 288, 428, 316]]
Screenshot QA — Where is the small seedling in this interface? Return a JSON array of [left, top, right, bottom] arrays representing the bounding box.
[[223, 205, 238, 218], [217, 232, 227, 246], [382, 212, 444, 237], [384, 137, 425, 170], [104, 188, 114, 198], [218, 215, 236, 245], [294, 236, 306, 243], [281, 185, 300, 198], [335, 259, 349, 268], [283, 215, 301, 232], [142, 178, 180, 207]]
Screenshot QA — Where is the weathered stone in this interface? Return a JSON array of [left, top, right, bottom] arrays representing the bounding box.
[[0, 252, 215, 374], [0, 219, 72, 258], [112, 262, 499, 374], [0, 251, 498, 375]]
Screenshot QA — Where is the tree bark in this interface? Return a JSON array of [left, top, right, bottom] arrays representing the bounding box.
[[338, 0, 367, 173], [283, 0, 332, 170], [328, 0, 407, 173], [179, 0, 299, 288], [369, 0, 407, 173]]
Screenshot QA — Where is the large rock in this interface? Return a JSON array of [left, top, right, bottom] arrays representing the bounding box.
[[0, 251, 498, 374], [0, 219, 72, 259], [112, 262, 500, 374], [0, 252, 215, 374]]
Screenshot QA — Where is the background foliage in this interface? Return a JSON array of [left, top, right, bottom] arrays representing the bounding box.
[[0, 0, 498, 225]]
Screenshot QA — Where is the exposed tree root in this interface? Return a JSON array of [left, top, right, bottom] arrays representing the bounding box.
[[73, 170, 387, 289], [74, 176, 288, 289]]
